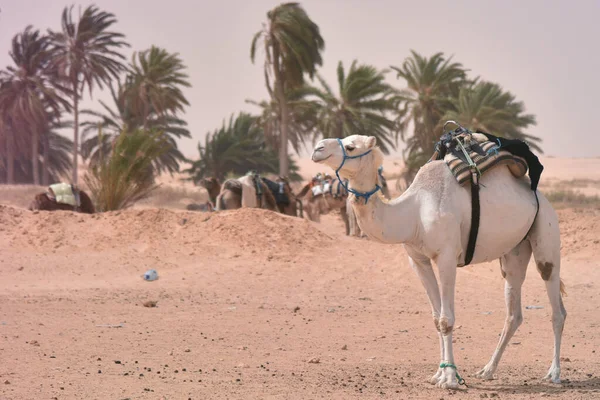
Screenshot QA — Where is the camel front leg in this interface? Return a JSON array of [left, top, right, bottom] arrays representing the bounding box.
[[405, 248, 444, 385], [436, 253, 462, 389]]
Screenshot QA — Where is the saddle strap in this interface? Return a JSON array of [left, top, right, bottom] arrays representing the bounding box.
[[464, 177, 480, 266]]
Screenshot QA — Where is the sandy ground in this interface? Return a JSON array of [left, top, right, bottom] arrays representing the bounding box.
[[1, 158, 600, 400]]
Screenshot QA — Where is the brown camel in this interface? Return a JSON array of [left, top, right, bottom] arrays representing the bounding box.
[[298, 176, 350, 234], [29, 184, 95, 214], [199, 177, 221, 206]]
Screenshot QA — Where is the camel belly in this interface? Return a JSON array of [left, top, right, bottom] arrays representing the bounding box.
[[459, 166, 538, 264]]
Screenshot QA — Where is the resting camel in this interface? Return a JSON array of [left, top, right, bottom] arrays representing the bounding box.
[[311, 134, 566, 389], [199, 177, 221, 206], [29, 183, 95, 214], [216, 174, 277, 211], [184, 177, 220, 212]]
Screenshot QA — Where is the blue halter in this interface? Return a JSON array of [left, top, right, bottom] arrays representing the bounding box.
[[335, 138, 381, 204]]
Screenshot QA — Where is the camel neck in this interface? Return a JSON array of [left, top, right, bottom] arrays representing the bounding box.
[[349, 170, 418, 244]]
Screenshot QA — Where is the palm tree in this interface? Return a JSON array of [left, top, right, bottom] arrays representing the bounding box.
[[0, 26, 71, 184], [391, 51, 468, 170], [124, 46, 191, 126], [442, 81, 541, 151], [0, 124, 73, 184], [80, 75, 189, 174], [251, 2, 324, 176], [184, 112, 301, 182], [246, 86, 318, 156], [305, 60, 397, 154], [48, 5, 129, 185]]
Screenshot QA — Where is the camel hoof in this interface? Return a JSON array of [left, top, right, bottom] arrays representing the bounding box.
[[439, 381, 460, 389], [429, 368, 443, 385], [543, 367, 561, 384], [435, 368, 459, 389], [475, 366, 496, 380]]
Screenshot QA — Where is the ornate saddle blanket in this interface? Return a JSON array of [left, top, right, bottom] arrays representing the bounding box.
[[428, 132, 533, 188], [311, 178, 347, 198], [48, 183, 80, 207], [311, 181, 330, 197], [261, 177, 290, 206]]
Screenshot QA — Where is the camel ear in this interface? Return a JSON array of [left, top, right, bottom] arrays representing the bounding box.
[[365, 136, 377, 149]]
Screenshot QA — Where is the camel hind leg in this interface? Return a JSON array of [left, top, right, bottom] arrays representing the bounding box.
[[476, 240, 531, 380], [528, 194, 566, 383]]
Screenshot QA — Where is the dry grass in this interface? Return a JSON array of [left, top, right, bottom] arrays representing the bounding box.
[[543, 189, 600, 209]]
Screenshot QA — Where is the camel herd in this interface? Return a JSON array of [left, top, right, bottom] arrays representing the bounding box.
[[27, 169, 394, 236], [189, 169, 393, 236]]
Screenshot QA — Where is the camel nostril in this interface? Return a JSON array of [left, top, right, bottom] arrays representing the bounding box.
[[315, 146, 324, 152]]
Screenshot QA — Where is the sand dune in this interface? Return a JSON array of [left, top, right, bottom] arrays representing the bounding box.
[[1, 155, 599, 399]]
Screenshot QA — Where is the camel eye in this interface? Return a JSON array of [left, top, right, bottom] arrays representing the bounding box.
[[345, 145, 355, 152]]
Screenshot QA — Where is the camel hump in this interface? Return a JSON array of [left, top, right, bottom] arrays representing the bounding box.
[[223, 179, 243, 196]]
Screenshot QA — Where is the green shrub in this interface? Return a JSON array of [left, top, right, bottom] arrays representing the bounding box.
[[84, 129, 169, 211]]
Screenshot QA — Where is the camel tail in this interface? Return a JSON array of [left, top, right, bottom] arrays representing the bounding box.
[[560, 279, 567, 297]]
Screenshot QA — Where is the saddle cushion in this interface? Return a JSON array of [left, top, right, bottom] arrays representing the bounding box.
[[311, 184, 326, 197], [261, 178, 290, 205], [48, 183, 79, 207], [439, 133, 528, 186]]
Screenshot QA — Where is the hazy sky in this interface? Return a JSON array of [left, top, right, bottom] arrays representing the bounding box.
[[1, 0, 599, 159]]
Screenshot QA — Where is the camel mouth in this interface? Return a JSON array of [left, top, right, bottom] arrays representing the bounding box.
[[312, 153, 331, 163]]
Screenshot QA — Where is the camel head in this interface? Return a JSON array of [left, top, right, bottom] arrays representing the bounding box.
[[311, 135, 383, 180], [200, 177, 220, 191]]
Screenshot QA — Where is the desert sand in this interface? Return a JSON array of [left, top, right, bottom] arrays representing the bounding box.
[[1, 157, 599, 400]]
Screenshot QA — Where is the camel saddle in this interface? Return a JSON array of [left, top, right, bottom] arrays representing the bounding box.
[[48, 183, 81, 208], [428, 130, 543, 191], [311, 177, 347, 198], [261, 177, 290, 206], [429, 123, 543, 267]]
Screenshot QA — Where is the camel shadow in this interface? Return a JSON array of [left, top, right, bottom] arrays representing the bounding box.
[[466, 377, 600, 396]]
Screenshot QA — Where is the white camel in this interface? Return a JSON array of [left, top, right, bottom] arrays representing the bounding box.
[[311, 135, 566, 389]]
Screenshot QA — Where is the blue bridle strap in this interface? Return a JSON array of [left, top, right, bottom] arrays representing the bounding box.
[[335, 138, 381, 204]]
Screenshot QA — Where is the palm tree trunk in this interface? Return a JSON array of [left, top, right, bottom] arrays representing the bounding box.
[[6, 126, 15, 184], [272, 46, 289, 177], [32, 130, 40, 185], [42, 132, 50, 186], [72, 82, 79, 185]]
